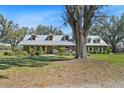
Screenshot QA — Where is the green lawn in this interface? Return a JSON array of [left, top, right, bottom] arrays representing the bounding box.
[[0, 53, 74, 69], [0, 53, 124, 87], [0, 53, 124, 69], [89, 54, 124, 63]]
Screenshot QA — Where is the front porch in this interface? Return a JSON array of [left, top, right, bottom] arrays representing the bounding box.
[[23, 45, 75, 54], [87, 46, 109, 53], [22, 45, 109, 54]]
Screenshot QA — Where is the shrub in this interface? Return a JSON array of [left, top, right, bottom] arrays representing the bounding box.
[[30, 52, 35, 56], [90, 51, 94, 54], [15, 49, 23, 56], [0, 64, 10, 70], [87, 53, 90, 56], [3, 52, 8, 55], [35, 51, 41, 55], [22, 51, 28, 55], [58, 47, 65, 55], [101, 51, 106, 54], [107, 48, 112, 54], [3, 51, 13, 56], [94, 50, 98, 54], [39, 48, 43, 54], [29, 47, 35, 56], [97, 51, 101, 54]]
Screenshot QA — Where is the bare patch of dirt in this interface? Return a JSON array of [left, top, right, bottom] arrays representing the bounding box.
[[0, 59, 124, 87]]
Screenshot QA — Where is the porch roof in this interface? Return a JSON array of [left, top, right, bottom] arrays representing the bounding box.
[[19, 41, 75, 46]]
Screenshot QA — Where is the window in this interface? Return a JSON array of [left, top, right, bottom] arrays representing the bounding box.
[[97, 39, 100, 43], [61, 35, 69, 41], [32, 36, 35, 40], [87, 39, 91, 43], [31, 35, 36, 40], [93, 40, 97, 43], [90, 47, 93, 51], [46, 35, 53, 40], [93, 39, 100, 43], [65, 35, 69, 40]]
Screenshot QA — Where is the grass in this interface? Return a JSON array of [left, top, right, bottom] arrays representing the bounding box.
[[0, 53, 73, 68], [89, 54, 124, 63], [0, 53, 124, 87]]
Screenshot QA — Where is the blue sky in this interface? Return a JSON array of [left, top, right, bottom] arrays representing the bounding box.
[[0, 5, 124, 35]]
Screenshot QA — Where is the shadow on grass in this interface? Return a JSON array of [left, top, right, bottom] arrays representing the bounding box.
[[0, 75, 9, 79], [0, 55, 73, 69]]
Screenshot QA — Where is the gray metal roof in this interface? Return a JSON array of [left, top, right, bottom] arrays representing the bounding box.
[[19, 41, 75, 46], [19, 35, 109, 46]]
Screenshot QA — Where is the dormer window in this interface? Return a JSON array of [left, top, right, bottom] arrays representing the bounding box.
[[93, 39, 100, 43], [97, 39, 100, 43], [65, 35, 69, 40], [46, 34, 53, 41], [87, 38, 91, 43], [31, 34, 36, 40], [61, 35, 69, 41]]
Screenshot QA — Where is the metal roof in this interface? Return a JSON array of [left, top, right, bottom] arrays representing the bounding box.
[[19, 35, 109, 46]]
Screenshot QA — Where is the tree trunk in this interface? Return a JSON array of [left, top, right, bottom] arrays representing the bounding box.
[[79, 33, 87, 59], [74, 31, 80, 58], [74, 31, 87, 59], [75, 40, 80, 58], [112, 45, 116, 53], [81, 34, 87, 59]]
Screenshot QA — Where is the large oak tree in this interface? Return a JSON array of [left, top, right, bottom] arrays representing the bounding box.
[[94, 15, 124, 53], [64, 5, 102, 59], [0, 15, 14, 39], [4, 26, 28, 50]]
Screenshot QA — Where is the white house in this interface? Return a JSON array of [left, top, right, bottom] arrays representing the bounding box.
[[19, 34, 110, 53]]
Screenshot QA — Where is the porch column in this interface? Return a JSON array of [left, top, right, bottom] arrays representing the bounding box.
[[29, 46, 31, 53], [45, 46, 47, 53], [34, 46, 36, 51], [101, 47, 104, 52], [98, 47, 100, 52], [88, 47, 90, 52], [39, 46, 41, 51], [92, 47, 94, 52]]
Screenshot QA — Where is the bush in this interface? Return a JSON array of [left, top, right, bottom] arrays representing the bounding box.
[[94, 50, 98, 54], [3, 51, 13, 56], [3, 52, 8, 55], [15, 49, 23, 56], [0, 64, 10, 70], [90, 51, 94, 54], [3, 49, 28, 56], [87, 53, 90, 56], [107, 48, 112, 54], [58, 47, 65, 55], [30, 52, 35, 56], [101, 51, 105, 54], [29, 47, 35, 56], [97, 51, 101, 54], [39, 48, 44, 54], [35, 51, 41, 55], [22, 51, 28, 55]]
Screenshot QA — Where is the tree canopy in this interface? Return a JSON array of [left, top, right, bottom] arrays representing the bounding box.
[[93, 14, 124, 53], [29, 24, 64, 35], [64, 5, 103, 59], [0, 15, 15, 39], [3, 26, 28, 50]]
